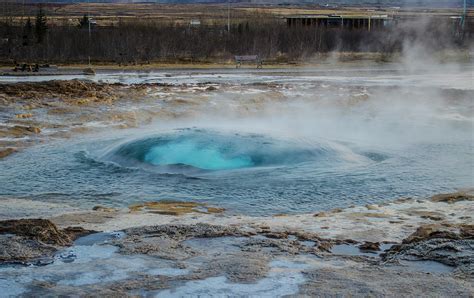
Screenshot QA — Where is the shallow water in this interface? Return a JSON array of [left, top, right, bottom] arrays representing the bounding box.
[[0, 232, 189, 295], [0, 65, 473, 215], [156, 260, 308, 298]]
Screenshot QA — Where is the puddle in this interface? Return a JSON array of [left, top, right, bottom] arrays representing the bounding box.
[[330, 243, 454, 274], [156, 259, 308, 297], [0, 232, 193, 295], [74, 231, 125, 246], [399, 260, 454, 274], [301, 240, 316, 247], [147, 268, 190, 277]]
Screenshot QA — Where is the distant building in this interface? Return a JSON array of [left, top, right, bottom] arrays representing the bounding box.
[[286, 15, 393, 31]]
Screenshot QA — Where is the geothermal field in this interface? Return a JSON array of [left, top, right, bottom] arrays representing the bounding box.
[[0, 61, 473, 295]]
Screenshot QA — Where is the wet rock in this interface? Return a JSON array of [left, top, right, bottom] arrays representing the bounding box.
[[420, 214, 444, 221], [203, 253, 269, 283], [404, 210, 445, 221], [115, 235, 196, 260], [0, 219, 72, 246], [115, 224, 247, 260], [27, 271, 186, 296], [431, 192, 474, 204], [313, 211, 327, 217], [15, 113, 33, 119], [0, 234, 57, 263], [50, 210, 117, 227], [0, 125, 41, 138], [62, 226, 96, 241], [242, 237, 301, 255], [359, 241, 380, 252], [365, 204, 379, 210], [0, 147, 16, 159], [299, 263, 473, 296], [382, 224, 474, 277], [263, 231, 289, 239], [344, 212, 391, 219], [92, 205, 117, 212], [0, 219, 79, 263], [402, 225, 460, 244], [394, 197, 413, 203], [318, 241, 334, 252], [240, 234, 325, 255], [123, 223, 244, 241]]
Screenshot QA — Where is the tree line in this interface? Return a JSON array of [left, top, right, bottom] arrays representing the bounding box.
[[0, 10, 470, 65]]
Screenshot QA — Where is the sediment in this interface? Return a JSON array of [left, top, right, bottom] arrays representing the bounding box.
[[0, 192, 472, 296]]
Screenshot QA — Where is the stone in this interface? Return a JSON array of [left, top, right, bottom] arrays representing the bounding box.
[[359, 241, 380, 251], [15, 113, 33, 119], [0, 148, 16, 159], [0, 219, 72, 246], [365, 204, 379, 210], [0, 219, 80, 263], [314, 212, 327, 217], [92, 205, 117, 212], [431, 192, 474, 204]]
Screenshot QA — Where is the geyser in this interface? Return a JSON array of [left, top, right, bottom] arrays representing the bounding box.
[[102, 130, 342, 172], [143, 139, 253, 170]]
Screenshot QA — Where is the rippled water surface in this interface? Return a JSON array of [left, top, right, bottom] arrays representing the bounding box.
[[1, 66, 472, 215]]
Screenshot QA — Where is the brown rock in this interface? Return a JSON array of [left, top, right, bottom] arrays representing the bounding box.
[[365, 204, 379, 210], [0, 148, 16, 159], [62, 226, 96, 241], [0, 219, 80, 264], [15, 113, 33, 119], [314, 212, 327, 217], [0, 219, 72, 246], [403, 225, 459, 244], [92, 205, 117, 212], [264, 232, 289, 239], [431, 192, 474, 204], [459, 225, 474, 238], [318, 241, 333, 252], [359, 241, 380, 251]]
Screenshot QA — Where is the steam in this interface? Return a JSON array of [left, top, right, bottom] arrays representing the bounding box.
[[145, 64, 472, 152]]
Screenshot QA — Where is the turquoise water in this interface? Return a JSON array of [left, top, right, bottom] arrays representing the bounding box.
[[144, 140, 254, 170], [103, 131, 332, 173]]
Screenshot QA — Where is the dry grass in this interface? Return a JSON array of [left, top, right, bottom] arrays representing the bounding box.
[[3, 3, 472, 26]]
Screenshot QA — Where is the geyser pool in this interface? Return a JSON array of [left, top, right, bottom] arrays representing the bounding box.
[[144, 140, 254, 170], [0, 127, 471, 215], [0, 66, 472, 216], [101, 130, 344, 172]]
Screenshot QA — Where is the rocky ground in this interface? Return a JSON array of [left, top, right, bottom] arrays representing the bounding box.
[[0, 79, 225, 159], [0, 191, 472, 296], [1, 73, 473, 296]]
